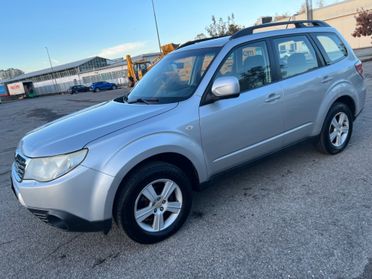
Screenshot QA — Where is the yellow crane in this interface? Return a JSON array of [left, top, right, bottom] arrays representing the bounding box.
[[126, 43, 178, 87]]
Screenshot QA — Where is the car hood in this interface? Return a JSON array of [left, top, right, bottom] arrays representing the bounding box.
[[20, 100, 178, 157]]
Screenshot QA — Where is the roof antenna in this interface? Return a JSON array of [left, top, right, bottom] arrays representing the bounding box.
[[286, 16, 292, 29]]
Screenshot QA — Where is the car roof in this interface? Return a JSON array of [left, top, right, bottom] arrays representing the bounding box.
[[175, 20, 334, 52], [175, 36, 230, 52]]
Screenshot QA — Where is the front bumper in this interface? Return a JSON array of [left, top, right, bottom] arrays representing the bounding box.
[[11, 163, 114, 232], [28, 207, 111, 232]]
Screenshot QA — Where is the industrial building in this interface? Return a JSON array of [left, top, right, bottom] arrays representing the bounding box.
[[1, 53, 159, 96]]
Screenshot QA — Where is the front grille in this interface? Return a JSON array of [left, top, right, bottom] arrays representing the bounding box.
[[14, 153, 26, 181]]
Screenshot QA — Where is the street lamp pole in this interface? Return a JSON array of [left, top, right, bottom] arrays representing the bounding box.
[[151, 0, 162, 54], [45, 46, 58, 92], [305, 0, 313, 20]]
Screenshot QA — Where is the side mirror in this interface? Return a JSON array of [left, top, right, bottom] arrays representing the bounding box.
[[211, 76, 240, 98]]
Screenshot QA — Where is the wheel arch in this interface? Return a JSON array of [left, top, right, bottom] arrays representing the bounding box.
[[312, 85, 358, 136], [96, 131, 208, 220], [334, 95, 356, 118], [111, 152, 200, 223]]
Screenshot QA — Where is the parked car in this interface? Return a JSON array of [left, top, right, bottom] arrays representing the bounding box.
[[68, 85, 90, 94], [90, 81, 117, 92], [11, 20, 366, 244]]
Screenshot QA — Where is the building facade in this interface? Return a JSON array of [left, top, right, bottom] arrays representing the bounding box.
[[277, 0, 372, 50], [3, 53, 160, 96]]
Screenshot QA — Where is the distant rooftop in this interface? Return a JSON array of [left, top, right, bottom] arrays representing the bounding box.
[[3, 52, 162, 84], [3, 56, 105, 83]]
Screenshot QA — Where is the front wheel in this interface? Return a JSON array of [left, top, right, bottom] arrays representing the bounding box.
[[112, 85, 117, 90], [316, 102, 353, 154], [94, 88, 100, 92], [115, 162, 192, 244]]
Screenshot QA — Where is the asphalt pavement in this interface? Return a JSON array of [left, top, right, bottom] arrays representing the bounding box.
[[0, 65, 371, 279]]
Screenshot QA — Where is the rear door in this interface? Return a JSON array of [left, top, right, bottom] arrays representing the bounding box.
[[102, 82, 110, 89], [270, 34, 326, 144], [199, 40, 286, 175], [311, 32, 351, 91]]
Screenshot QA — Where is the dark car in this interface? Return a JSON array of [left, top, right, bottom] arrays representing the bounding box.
[[90, 81, 117, 92], [68, 85, 90, 94]]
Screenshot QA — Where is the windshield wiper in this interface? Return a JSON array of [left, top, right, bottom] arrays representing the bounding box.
[[127, 98, 159, 104]]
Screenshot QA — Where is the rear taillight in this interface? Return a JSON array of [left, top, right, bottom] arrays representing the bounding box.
[[355, 61, 364, 78]]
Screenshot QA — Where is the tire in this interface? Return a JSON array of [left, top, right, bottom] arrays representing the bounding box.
[[112, 85, 117, 90], [128, 77, 135, 88], [115, 161, 192, 244], [316, 102, 353, 154], [94, 88, 100, 92]]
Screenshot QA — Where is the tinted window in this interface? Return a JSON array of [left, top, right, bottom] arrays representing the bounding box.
[[200, 54, 215, 76], [316, 33, 347, 64], [127, 47, 220, 103], [274, 36, 319, 79], [215, 41, 272, 92]]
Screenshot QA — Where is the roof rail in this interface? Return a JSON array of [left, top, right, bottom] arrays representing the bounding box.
[[177, 35, 229, 49], [230, 20, 330, 39]]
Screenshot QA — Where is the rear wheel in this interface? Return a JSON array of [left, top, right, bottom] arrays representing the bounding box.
[[316, 102, 353, 154], [112, 85, 117, 90], [115, 161, 192, 244]]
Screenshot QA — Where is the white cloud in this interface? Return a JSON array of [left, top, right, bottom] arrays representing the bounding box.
[[97, 42, 148, 59]]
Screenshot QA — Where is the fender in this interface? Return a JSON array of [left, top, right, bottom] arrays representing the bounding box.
[[311, 80, 359, 136], [96, 132, 208, 219]]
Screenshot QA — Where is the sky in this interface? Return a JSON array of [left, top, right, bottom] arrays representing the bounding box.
[[1, 0, 337, 73]]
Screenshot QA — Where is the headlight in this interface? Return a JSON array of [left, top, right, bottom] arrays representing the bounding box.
[[24, 149, 88, 182]]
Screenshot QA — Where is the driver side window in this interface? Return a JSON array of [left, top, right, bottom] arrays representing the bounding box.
[[175, 56, 195, 82], [216, 41, 272, 92]]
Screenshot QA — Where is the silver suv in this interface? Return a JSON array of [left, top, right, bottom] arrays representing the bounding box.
[[11, 21, 366, 243]]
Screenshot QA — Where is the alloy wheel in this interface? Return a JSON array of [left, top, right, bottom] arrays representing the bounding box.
[[134, 179, 183, 232], [329, 112, 349, 147]]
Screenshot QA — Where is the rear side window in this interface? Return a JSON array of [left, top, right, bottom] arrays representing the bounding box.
[[215, 41, 272, 92], [273, 35, 319, 79], [315, 33, 347, 64]]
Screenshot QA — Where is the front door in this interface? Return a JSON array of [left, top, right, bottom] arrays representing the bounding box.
[[199, 41, 286, 175]]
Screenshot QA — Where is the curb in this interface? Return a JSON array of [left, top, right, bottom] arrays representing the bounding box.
[[361, 57, 372, 63]]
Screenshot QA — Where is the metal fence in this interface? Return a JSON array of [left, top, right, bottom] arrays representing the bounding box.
[[33, 69, 129, 95]]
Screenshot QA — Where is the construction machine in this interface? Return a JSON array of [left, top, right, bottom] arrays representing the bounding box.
[[126, 43, 178, 87]]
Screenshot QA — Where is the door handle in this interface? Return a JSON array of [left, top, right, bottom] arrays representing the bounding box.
[[321, 76, 333, 83], [265, 93, 281, 103]]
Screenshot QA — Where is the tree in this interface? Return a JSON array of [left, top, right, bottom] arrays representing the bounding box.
[[205, 13, 243, 37], [352, 9, 372, 43], [0, 68, 24, 81], [195, 33, 207, 40], [298, 3, 306, 14], [274, 12, 290, 21]]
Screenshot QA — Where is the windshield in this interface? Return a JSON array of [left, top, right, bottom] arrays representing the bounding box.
[[127, 47, 220, 104]]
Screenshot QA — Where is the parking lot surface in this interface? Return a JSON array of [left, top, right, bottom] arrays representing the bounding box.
[[0, 65, 372, 279]]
